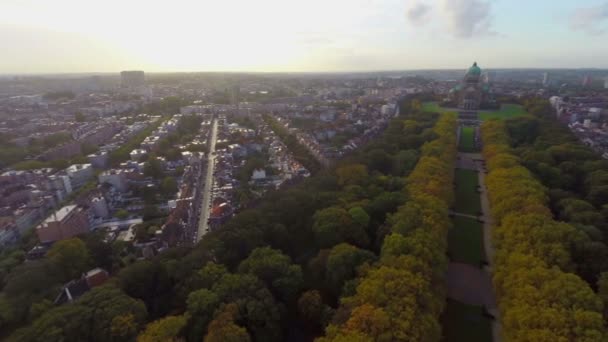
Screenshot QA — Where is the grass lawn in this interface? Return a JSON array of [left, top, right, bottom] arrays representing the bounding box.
[[422, 102, 457, 115], [448, 216, 486, 265], [422, 102, 528, 121], [459, 126, 477, 153], [441, 299, 492, 342], [478, 104, 528, 121], [454, 169, 481, 215]]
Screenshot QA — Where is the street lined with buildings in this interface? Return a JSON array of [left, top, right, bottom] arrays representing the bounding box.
[[196, 118, 217, 241]]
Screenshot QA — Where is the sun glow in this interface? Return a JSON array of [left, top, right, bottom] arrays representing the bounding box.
[[0, 0, 366, 72]]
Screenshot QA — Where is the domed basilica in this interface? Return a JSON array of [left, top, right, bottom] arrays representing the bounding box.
[[445, 62, 495, 110]]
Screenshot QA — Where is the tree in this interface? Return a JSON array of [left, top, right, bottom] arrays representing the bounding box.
[[204, 304, 251, 342], [297, 290, 333, 329], [137, 314, 188, 342], [238, 247, 303, 302], [312, 207, 369, 248], [46, 238, 91, 281], [367, 149, 393, 174], [211, 273, 283, 341], [348, 207, 370, 229], [160, 176, 178, 197], [325, 243, 375, 295], [10, 285, 147, 342], [144, 158, 164, 179], [597, 272, 608, 319], [117, 260, 172, 317], [392, 149, 418, 176], [336, 164, 368, 187], [115, 209, 130, 220]]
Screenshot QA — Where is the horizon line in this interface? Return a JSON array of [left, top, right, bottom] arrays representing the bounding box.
[[2, 67, 608, 77]]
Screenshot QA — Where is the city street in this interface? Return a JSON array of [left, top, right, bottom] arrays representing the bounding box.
[[196, 117, 218, 242]]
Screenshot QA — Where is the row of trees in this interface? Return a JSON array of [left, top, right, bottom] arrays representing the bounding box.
[[319, 113, 458, 341], [506, 99, 608, 286], [481, 119, 605, 341]]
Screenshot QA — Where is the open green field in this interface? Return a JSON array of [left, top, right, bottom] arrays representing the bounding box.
[[422, 102, 528, 121], [422, 102, 456, 115], [448, 216, 486, 265], [478, 104, 528, 121], [459, 126, 477, 153], [454, 169, 481, 215], [441, 299, 492, 342]]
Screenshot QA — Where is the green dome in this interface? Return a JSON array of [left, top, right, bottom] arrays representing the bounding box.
[[467, 62, 481, 76]]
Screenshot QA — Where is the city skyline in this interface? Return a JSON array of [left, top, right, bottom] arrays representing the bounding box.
[[1, 0, 608, 73]]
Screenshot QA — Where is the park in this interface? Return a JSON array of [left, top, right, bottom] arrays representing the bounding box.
[[422, 102, 529, 121]]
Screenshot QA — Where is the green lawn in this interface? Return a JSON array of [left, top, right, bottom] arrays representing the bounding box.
[[459, 126, 477, 153], [422, 102, 456, 115], [454, 169, 481, 215], [442, 299, 492, 342], [478, 104, 528, 121], [448, 216, 486, 265], [422, 102, 528, 121]]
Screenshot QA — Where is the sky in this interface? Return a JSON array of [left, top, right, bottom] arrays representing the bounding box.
[[1, 0, 608, 73]]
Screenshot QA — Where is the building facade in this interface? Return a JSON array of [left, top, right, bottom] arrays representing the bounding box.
[[447, 62, 494, 110], [36, 205, 90, 243]]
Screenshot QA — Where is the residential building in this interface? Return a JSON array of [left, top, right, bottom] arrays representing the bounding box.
[[66, 164, 94, 189], [98, 169, 129, 192], [36, 205, 90, 243], [91, 196, 110, 218]]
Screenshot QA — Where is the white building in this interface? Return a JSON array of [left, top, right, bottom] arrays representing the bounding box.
[[88, 151, 109, 169], [130, 149, 148, 161], [251, 169, 266, 181], [66, 164, 94, 190], [98, 169, 129, 192], [91, 196, 110, 218]]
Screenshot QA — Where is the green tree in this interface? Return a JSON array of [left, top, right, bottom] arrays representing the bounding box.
[[205, 304, 251, 342], [137, 314, 188, 342], [115, 209, 130, 220], [312, 207, 369, 248], [46, 238, 91, 281], [75, 112, 86, 122], [160, 176, 178, 197], [238, 247, 303, 302], [144, 158, 164, 179], [297, 290, 333, 329], [326, 243, 376, 295], [10, 285, 147, 342]]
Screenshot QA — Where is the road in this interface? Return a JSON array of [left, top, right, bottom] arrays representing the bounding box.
[[196, 118, 218, 242]]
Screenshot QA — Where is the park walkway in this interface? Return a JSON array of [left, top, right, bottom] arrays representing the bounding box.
[[444, 126, 501, 342]]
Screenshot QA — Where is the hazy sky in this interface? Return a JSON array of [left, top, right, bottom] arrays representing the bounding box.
[[1, 0, 608, 73]]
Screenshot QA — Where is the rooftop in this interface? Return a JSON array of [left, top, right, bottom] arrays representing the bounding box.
[[42, 205, 78, 225]]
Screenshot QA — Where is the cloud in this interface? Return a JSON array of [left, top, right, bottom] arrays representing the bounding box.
[[441, 0, 496, 38], [406, 2, 431, 26], [404, 0, 497, 38], [570, 3, 608, 35]]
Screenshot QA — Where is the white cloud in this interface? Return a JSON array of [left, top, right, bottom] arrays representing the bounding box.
[[406, 2, 432, 26], [405, 0, 498, 38], [441, 0, 497, 38], [570, 2, 608, 35]]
